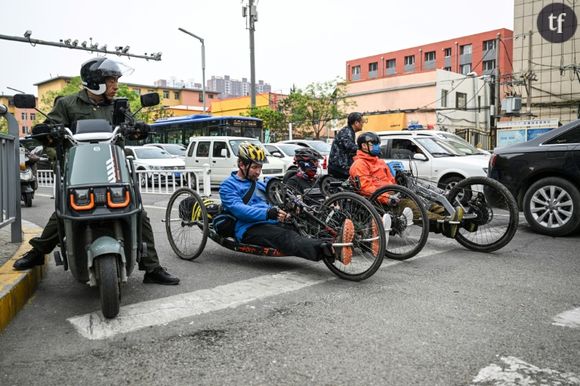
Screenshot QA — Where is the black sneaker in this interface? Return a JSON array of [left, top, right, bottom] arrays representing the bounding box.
[[13, 249, 45, 271], [143, 267, 180, 285]]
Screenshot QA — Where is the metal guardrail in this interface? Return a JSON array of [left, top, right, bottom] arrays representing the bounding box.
[[0, 105, 23, 242], [36, 165, 211, 196]]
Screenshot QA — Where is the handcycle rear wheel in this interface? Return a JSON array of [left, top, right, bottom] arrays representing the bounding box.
[[165, 187, 209, 260], [447, 176, 518, 252], [369, 184, 429, 260], [316, 192, 386, 281]]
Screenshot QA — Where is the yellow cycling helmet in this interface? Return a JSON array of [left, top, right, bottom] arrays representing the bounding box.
[[238, 141, 267, 165]]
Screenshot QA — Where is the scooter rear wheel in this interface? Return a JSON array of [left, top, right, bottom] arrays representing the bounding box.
[[97, 254, 120, 319]]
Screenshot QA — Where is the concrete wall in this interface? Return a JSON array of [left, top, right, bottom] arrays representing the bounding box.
[[514, 0, 580, 123]]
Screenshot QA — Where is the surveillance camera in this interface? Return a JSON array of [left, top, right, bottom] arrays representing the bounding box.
[[23, 30, 32, 39], [122, 45, 130, 53], [81, 41, 87, 48], [72, 40, 78, 47], [64, 39, 71, 46]]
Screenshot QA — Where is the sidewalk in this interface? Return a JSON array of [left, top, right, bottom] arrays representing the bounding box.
[[0, 221, 45, 332]]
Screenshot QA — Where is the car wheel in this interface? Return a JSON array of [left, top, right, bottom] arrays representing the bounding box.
[[523, 177, 580, 236], [438, 175, 463, 192]]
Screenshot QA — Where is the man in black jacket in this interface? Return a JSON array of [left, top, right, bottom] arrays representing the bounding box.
[[328, 112, 365, 179]]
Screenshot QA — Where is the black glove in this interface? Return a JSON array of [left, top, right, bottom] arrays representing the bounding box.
[[267, 207, 279, 220], [127, 121, 150, 140]]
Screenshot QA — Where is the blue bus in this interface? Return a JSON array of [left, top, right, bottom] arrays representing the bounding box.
[[147, 114, 263, 146]]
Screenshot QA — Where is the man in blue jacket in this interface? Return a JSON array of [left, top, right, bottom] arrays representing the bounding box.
[[219, 142, 354, 264]]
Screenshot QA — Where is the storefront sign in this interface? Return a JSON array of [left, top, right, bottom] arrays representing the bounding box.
[[537, 3, 577, 43]]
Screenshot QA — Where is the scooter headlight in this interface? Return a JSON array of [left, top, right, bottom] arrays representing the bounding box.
[[107, 187, 131, 208], [69, 189, 95, 211]]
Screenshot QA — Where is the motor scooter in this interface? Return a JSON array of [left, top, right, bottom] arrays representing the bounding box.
[[19, 146, 39, 207], [14, 92, 159, 318]]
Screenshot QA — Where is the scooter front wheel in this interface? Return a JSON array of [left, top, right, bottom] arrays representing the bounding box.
[[97, 254, 120, 319]]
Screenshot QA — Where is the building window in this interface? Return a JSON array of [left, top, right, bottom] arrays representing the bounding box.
[[21, 126, 26, 134], [209, 94, 214, 99], [456, 92, 467, 110], [386, 59, 396, 69], [163, 90, 169, 99], [174, 91, 180, 99], [441, 89, 448, 108], [30, 113, 36, 121], [133, 88, 141, 95], [351, 65, 361, 80], [404, 55, 415, 65], [483, 60, 496, 71], [368, 62, 378, 78], [21, 112, 27, 120], [460, 44, 472, 55], [460, 63, 472, 75], [424, 51, 436, 62], [443, 66, 452, 71], [444, 48, 452, 57], [483, 40, 496, 51]]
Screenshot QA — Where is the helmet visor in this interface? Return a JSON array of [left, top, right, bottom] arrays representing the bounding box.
[[96, 58, 134, 78]]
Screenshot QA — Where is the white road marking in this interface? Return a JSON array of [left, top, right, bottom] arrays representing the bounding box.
[[472, 356, 580, 385], [553, 307, 580, 328], [68, 270, 330, 340], [68, 247, 444, 340]]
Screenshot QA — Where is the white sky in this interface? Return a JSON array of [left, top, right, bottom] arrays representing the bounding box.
[[0, 0, 513, 96]]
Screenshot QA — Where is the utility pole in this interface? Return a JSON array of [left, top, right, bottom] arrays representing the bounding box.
[[492, 33, 501, 148], [178, 28, 206, 112], [243, 0, 258, 108], [526, 30, 533, 114]]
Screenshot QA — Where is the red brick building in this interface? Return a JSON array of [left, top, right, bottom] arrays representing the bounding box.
[[346, 28, 513, 82]]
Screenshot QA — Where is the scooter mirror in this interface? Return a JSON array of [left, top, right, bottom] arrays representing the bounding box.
[[140, 93, 160, 107], [13, 94, 36, 109]]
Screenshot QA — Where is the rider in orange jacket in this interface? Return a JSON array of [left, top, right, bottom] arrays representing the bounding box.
[[349, 132, 465, 238]]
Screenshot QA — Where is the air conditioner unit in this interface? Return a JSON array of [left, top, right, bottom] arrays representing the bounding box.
[[501, 96, 522, 113]]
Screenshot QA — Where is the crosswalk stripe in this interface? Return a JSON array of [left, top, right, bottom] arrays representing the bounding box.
[[552, 307, 580, 328], [67, 247, 444, 340]]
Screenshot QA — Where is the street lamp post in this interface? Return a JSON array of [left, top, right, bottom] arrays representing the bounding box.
[[178, 27, 206, 113]]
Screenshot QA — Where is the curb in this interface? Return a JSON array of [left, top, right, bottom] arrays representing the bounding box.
[[0, 224, 45, 332]]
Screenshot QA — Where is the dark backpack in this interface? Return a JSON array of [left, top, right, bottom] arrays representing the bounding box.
[[213, 182, 256, 238]]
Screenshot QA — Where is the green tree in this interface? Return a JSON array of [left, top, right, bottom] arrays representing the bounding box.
[[280, 78, 355, 139], [241, 106, 287, 142], [0, 118, 7, 134]]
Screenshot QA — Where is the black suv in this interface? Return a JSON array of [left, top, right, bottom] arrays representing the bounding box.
[[488, 120, 580, 236]]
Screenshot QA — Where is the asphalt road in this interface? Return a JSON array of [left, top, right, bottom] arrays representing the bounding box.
[[0, 187, 578, 386]]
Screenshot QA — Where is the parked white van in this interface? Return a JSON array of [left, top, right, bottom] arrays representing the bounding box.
[[185, 136, 287, 186]]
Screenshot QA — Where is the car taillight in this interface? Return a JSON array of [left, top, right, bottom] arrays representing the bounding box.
[[322, 156, 328, 170], [489, 154, 497, 169]]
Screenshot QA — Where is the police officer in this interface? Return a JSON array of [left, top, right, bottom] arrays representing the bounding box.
[[13, 57, 179, 285]]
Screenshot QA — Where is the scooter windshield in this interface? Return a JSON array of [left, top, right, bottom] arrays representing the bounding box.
[[66, 144, 130, 186]]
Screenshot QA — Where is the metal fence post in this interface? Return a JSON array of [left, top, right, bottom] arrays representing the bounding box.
[[0, 105, 22, 242], [202, 163, 211, 197]]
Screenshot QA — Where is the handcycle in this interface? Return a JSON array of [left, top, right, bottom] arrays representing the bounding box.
[[270, 170, 430, 261], [392, 165, 519, 253], [164, 183, 387, 281]]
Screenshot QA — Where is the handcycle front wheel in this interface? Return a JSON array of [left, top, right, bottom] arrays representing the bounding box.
[[317, 192, 386, 281], [165, 187, 209, 260], [447, 176, 518, 253], [369, 184, 430, 261]]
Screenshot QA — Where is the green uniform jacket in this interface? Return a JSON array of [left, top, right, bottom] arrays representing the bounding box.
[[47, 89, 113, 131]]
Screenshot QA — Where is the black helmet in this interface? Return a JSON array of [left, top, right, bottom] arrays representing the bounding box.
[[356, 132, 381, 149], [238, 141, 267, 165], [294, 147, 322, 163], [80, 58, 123, 95], [347, 112, 364, 126]]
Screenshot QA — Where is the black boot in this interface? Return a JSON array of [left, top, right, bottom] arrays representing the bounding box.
[[13, 249, 45, 271], [143, 267, 180, 285]]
